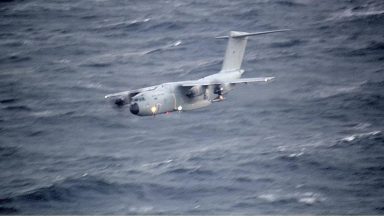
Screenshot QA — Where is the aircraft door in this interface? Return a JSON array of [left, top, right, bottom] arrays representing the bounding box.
[[158, 93, 177, 113]]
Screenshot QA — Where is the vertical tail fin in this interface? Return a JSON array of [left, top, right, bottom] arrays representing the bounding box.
[[216, 29, 291, 73], [219, 31, 248, 72]]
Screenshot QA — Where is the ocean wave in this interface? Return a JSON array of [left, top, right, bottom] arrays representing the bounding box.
[[141, 159, 174, 170], [231, 8, 259, 19], [309, 80, 384, 112], [140, 157, 215, 177], [233, 190, 325, 209], [273, 148, 344, 173], [341, 131, 381, 143], [331, 8, 384, 20], [80, 52, 139, 67], [307, 85, 360, 100], [257, 191, 324, 205], [9, 175, 167, 203], [234, 176, 274, 184], [2, 105, 32, 112], [338, 41, 384, 58], [0, 53, 31, 63], [281, 151, 305, 160], [5, 174, 242, 214], [0, 98, 18, 104], [29, 110, 75, 119], [30, 110, 64, 118], [92, 18, 151, 31], [81, 40, 182, 67], [274, 0, 307, 7], [164, 166, 214, 176], [142, 40, 183, 55], [145, 20, 186, 31], [269, 39, 304, 48], [328, 130, 384, 153], [0, 206, 18, 214], [77, 154, 132, 164], [361, 80, 384, 89], [0, 146, 19, 158]]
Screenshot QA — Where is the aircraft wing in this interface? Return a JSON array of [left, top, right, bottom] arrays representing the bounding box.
[[104, 85, 157, 99], [105, 90, 134, 99], [225, 77, 275, 84], [180, 77, 274, 87]]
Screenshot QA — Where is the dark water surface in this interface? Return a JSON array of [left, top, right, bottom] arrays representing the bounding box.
[[1, 0, 384, 214]]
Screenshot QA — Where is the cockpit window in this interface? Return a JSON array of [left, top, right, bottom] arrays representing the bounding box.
[[133, 97, 145, 102]]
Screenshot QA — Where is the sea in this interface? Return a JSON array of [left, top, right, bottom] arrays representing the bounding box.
[[0, 0, 383, 214]]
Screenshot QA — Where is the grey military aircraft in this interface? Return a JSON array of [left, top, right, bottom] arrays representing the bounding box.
[[105, 29, 289, 116]]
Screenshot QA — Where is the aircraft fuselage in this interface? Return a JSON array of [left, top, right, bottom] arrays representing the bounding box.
[[130, 70, 243, 116]]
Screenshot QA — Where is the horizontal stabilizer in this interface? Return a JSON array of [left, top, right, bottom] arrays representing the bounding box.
[[180, 77, 274, 87], [216, 29, 291, 39], [229, 77, 275, 84]]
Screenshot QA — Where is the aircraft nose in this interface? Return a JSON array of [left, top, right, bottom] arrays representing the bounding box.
[[129, 103, 140, 115]]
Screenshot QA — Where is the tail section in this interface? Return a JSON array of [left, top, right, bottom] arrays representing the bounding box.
[[219, 31, 248, 72], [217, 29, 291, 73]]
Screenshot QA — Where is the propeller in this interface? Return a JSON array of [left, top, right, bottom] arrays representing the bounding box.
[[213, 84, 224, 101], [186, 85, 204, 98], [214, 85, 224, 96], [111, 98, 128, 109]]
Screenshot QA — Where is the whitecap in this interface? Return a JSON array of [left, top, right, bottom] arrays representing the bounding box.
[[53, 59, 71, 64], [258, 191, 324, 204], [298, 192, 324, 205], [342, 135, 356, 142], [128, 206, 154, 213], [172, 40, 182, 47], [258, 193, 278, 202], [311, 85, 359, 99], [288, 151, 304, 158], [341, 9, 384, 18], [141, 159, 174, 170], [97, 18, 151, 29], [341, 131, 381, 142], [143, 40, 183, 55], [298, 196, 317, 204], [30, 111, 56, 117], [329, 8, 384, 21], [78, 82, 103, 90], [277, 146, 287, 152], [353, 122, 371, 130]]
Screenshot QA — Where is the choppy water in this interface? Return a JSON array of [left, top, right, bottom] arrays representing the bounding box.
[[1, 0, 384, 214]]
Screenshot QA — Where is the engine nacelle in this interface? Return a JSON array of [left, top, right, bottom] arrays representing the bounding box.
[[109, 97, 129, 108], [186, 86, 204, 98], [214, 83, 232, 95], [114, 98, 126, 107], [214, 85, 223, 95]]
